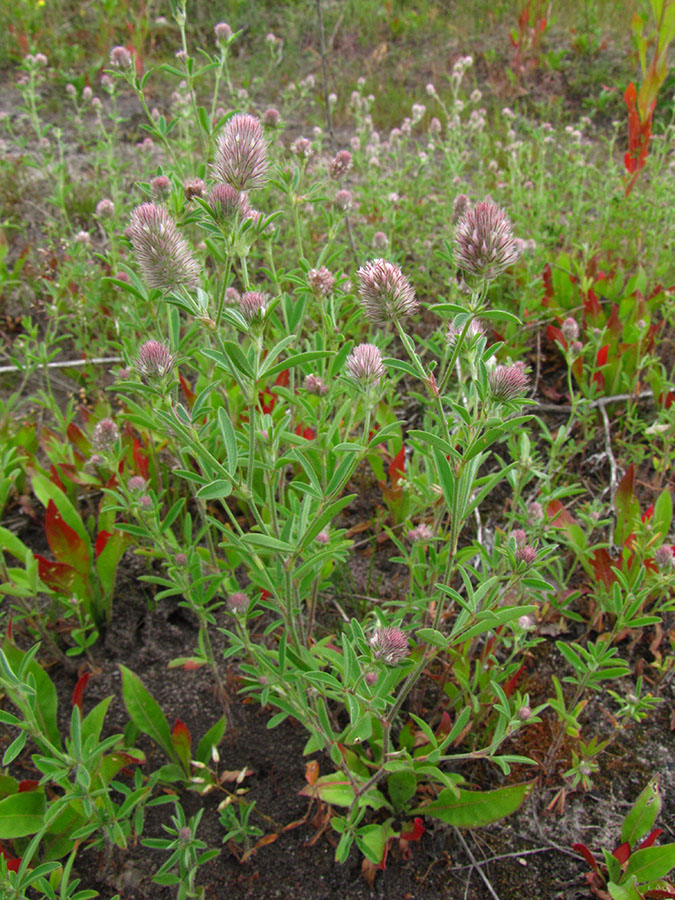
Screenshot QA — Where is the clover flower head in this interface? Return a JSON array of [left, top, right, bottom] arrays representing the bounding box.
[[92, 418, 119, 451], [655, 545, 675, 570], [516, 545, 537, 565], [227, 592, 250, 613], [370, 627, 409, 665], [304, 374, 329, 395], [561, 317, 579, 343], [96, 198, 115, 218], [150, 175, 171, 200], [128, 203, 200, 292], [207, 183, 248, 222], [214, 22, 233, 43], [137, 340, 175, 378], [308, 266, 335, 297], [488, 363, 529, 402], [328, 149, 353, 180], [455, 201, 520, 281], [335, 189, 353, 211], [214, 114, 268, 191], [408, 523, 434, 543], [262, 107, 280, 127], [239, 291, 268, 323], [184, 177, 206, 200], [346, 343, 385, 385], [110, 45, 133, 69], [356, 258, 418, 325]]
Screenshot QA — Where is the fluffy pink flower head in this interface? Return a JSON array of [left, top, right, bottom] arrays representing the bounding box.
[[227, 592, 250, 613], [96, 198, 115, 218], [655, 545, 675, 570], [92, 418, 119, 451], [214, 22, 233, 43], [561, 317, 579, 343], [150, 175, 171, 200], [308, 266, 335, 297], [455, 201, 519, 281], [516, 545, 537, 565], [356, 259, 418, 325], [328, 149, 353, 180], [207, 183, 249, 223], [346, 343, 385, 385], [447, 318, 485, 346], [408, 523, 434, 543], [262, 107, 281, 127], [214, 114, 268, 191], [488, 364, 529, 402], [239, 291, 268, 324], [137, 340, 175, 378], [335, 189, 353, 211], [370, 627, 409, 665], [128, 203, 200, 292], [110, 45, 133, 69], [183, 177, 206, 200], [304, 374, 329, 395]]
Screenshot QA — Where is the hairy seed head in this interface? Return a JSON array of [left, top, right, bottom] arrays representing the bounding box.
[[214, 114, 268, 191], [455, 201, 519, 281], [128, 203, 200, 292], [356, 259, 418, 325]]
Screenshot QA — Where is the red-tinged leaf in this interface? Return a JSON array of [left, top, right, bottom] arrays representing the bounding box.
[[435, 711, 452, 739], [592, 371, 605, 391], [400, 817, 425, 841], [95, 530, 112, 557], [305, 760, 319, 786], [72, 672, 90, 710], [184, 660, 206, 670], [274, 369, 290, 388], [547, 324, 566, 350], [295, 424, 315, 441], [590, 549, 618, 587], [643, 891, 675, 899], [658, 391, 675, 409], [572, 355, 583, 384], [573, 842, 600, 872], [178, 374, 195, 409], [388, 445, 406, 482], [45, 501, 89, 574], [171, 719, 192, 772], [66, 422, 90, 456], [132, 438, 149, 479], [504, 663, 526, 698], [596, 345, 609, 367], [49, 464, 66, 492], [36, 555, 78, 594], [641, 504, 654, 523], [584, 288, 603, 321], [546, 499, 578, 527], [613, 840, 631, 864], [260, 589, 272, 601], [616, 464, 635, 509], [0, 846, 22, 872], [18, 781, 39, 792], [606, 304, 622, 337], [638, 828, 664, 850]]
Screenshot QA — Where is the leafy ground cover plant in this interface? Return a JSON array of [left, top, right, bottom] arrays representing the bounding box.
[[0, 1, 673, 897]]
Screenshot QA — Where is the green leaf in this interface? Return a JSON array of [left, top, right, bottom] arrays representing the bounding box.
[[217, 408, 238, 476], [607, 881, 643, 900], [196, 479, 233, 500], [264, 350, 333, 379], [651, 489, 672, 542], [621, 777, 661, 846], [0, 790, 46, 837], [416, 628, 449, 648], [388, 770, 417, 810], [2, 641, 61, 750], [221, 340, 254, 379], [624, 843, 675, 882], [241, 533, 294, 553], [195, 716, 227, 766], [413, 781, 533, 827], [119, 665, 177, 764]]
